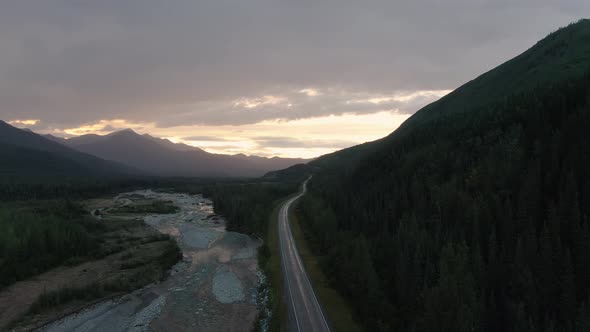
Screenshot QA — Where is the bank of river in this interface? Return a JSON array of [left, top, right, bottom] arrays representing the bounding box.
[[40, 190, 262, 332]]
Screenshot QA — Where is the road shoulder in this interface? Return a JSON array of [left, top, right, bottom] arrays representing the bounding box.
[[289, 200, 364, 332], [261, 196, 294, 332]]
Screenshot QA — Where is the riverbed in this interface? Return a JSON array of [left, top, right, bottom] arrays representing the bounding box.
[[40, 190, 262, 332]]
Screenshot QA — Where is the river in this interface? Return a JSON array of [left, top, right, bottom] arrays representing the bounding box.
[[40, 190, 262, 332]]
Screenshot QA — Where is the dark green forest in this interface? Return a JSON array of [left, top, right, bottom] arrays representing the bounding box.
[[298, 21, 590, 331], [0, 178, 145, 201], [0, 201, 99, 288], [0, 176, 222, 201], [203, 182, 297, 237]]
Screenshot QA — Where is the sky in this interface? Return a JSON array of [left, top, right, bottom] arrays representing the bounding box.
[[2, 1, 589, 158]]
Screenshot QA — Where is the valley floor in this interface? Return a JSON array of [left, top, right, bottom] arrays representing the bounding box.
[[2, 190, 263, 332]]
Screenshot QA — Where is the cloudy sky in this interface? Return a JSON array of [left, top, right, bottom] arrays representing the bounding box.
[[2, 1, 588, 158]]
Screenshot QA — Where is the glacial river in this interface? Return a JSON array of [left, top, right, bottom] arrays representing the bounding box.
[[41, 190, 262, 332]]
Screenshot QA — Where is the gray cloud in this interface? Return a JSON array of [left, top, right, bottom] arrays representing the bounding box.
[[151, 88, 452, 127], [101, 125, 120, 132], [0, 1, 587, 128]]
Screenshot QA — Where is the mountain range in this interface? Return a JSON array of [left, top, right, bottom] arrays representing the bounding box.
[[0, 120, 134, 177], [0, 123, 307, 178]]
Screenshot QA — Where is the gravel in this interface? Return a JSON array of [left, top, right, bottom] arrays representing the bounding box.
[[212, 266, 245, 304], [40, 190, 260, 332], [181, 226, 221, 249]]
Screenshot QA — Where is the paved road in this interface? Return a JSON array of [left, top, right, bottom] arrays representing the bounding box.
[[278, 177, 331, 332]]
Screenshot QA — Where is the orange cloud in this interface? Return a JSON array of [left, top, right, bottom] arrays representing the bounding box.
[[8, 119, 40, 126]]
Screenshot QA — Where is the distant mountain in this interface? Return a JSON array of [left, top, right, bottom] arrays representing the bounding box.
[[296, 19, 590, 331], [0, 121, 134, 177], [59, 129, 307, 177], [142, 133, 204, 152], [42, 133, 68, 144]]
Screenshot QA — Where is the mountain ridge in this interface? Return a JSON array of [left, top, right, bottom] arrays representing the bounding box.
[[0, 120, 136, 177], [51, 128, 308, 177]]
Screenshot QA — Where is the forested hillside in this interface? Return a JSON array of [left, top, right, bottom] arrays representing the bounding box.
[[298, 19, 590, 331]]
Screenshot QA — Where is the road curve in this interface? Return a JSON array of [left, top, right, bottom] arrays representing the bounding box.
[[278, 177, 331, 332]]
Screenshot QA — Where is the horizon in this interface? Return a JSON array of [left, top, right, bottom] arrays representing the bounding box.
[[15, 124, 313, 159], [5, 113, 410, 159]]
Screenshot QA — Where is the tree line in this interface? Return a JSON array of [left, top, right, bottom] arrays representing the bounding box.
[[0, 201, 98, 289], [203, 182, 297, 236]]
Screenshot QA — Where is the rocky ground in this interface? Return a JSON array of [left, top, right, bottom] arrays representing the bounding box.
[[39, 190, 262, 332]]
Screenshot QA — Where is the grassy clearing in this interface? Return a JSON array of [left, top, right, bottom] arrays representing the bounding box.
[[27, 237, 180, 318], [28, 282, 122, 315], [257, 198, 289, 332], [289, 200, 364, 332], [109, 200, 179, 214]]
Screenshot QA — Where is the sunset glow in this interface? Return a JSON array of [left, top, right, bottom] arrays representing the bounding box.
[[33, 111, 412, 158]]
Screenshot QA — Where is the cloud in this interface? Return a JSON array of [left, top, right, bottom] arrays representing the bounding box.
[[299, 88, 321, 97], [0, 1, 587, 129], [152, 88, 451, 127], [182, 136, 236, 142], [56, 119, 153, 136], [253, 136, 356, 149], [8, 119, 40, 126]]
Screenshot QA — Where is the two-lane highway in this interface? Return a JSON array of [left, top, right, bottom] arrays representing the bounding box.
[[278, 177, 331, 332]]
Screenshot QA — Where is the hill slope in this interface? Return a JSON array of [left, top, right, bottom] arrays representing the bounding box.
[[63, 130, 307, 177], [299, 19, 590, 331], [0, 121, 134, 177]]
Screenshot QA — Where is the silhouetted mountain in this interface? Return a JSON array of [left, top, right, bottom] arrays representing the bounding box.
[[0, 121, 134, 177], [296, 19, 590, 331], [61, 129, 307, 177], [142, 134, 204, 152], [42, 133, 68, 144]]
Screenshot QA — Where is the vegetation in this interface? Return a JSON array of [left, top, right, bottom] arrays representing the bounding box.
[[27, 282, 123, 315], [0, 201, 99, 288], [0, 173, 220, 291], [298, 20, 590, 331], [110, 200, 180, 214], [0, 177, 152, 201], [11, 237, 180, 330], [255, 202, 288, 332], [203, 182, 297, 236], [0, 198, 182, 290], [0, 175, 231, 202], [203, 181, 298, 331], [290, 201, 364, 332]]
